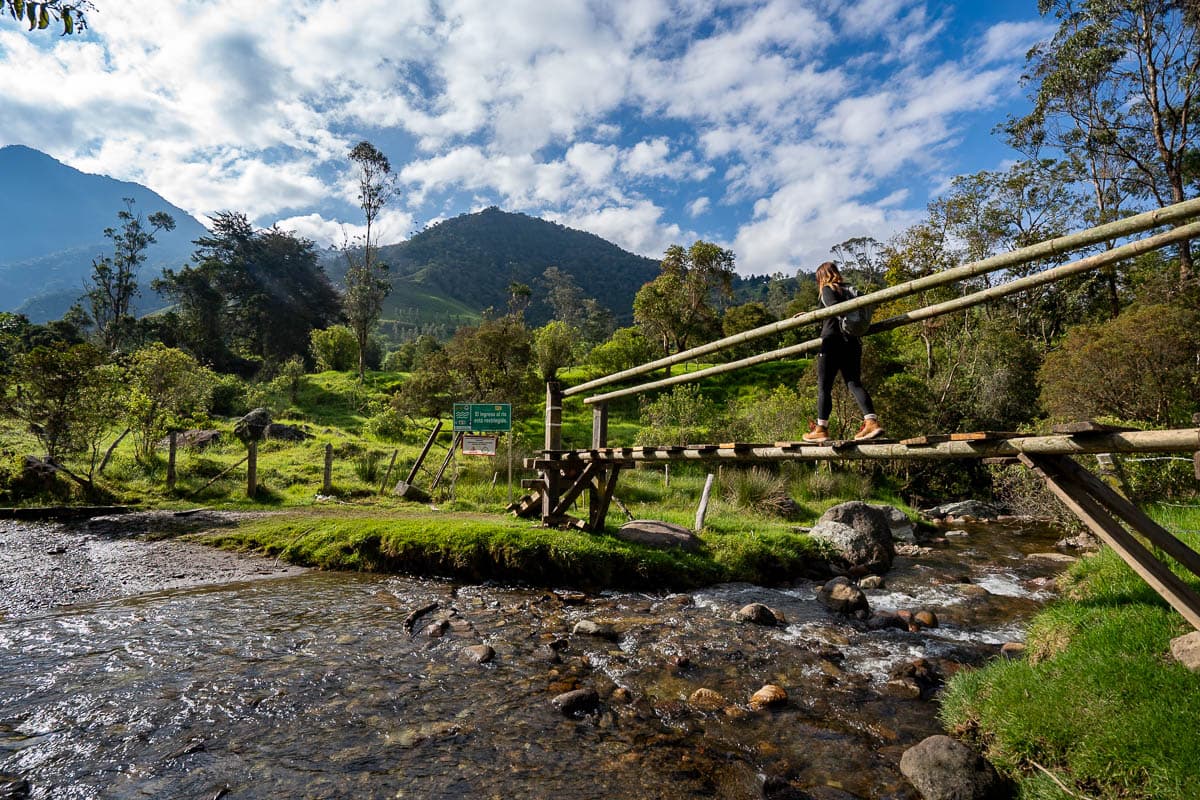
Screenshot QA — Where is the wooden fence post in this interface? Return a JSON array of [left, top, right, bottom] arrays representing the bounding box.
[[247, 441, 258, 498], [166, 431, 177, 492], [695, 473, 715, 531], [323, 443, 333, 494]]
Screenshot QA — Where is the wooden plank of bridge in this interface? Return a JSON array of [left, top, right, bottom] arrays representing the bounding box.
[[1021, 453, 1200, 630]]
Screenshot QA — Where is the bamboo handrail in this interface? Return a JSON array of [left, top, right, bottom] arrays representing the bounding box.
[[565, 196, 1200, 397], [581, 218, 1200, 404]]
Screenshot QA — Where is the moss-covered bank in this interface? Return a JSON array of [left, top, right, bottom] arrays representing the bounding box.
[[194, 508, 825, 592], [939, 504, 1200, 800]]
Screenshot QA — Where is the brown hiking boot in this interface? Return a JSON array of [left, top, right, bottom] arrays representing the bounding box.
[[854, 418, 885, 440], [802, 423, 830, 443]]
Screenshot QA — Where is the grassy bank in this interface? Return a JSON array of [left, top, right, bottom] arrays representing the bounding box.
[[939, 504, 1200, 800], [193, 506, 827, 591]]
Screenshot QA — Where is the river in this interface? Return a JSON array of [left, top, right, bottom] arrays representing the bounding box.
[[0, 517, 1069, 799]]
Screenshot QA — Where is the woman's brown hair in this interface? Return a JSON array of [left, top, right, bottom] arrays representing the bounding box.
[[815, 261, 843, 290]]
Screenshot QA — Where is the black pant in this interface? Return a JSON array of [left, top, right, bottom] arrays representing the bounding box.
[[816, 335, 875, 420]]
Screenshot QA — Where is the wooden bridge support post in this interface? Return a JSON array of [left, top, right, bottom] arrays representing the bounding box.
[[541, 381, 564, 525], [1021, 453, 1200, 630], [592, 403, 608, 449], [545, 381, 563, 452]]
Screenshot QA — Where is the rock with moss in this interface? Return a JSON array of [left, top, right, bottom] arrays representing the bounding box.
[[233, 407, 272, 444]]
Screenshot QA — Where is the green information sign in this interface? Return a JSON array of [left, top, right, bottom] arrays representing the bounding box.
[[453, 403, 512, 432]]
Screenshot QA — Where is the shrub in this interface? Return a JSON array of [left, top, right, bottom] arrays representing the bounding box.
[[721, 466, 798, 518], [310, 325, 359, 372], [210, 374, 248, 416], [363, 403, 409, 442]]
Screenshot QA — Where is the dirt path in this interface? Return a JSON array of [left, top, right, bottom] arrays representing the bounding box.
[[0, 510, 307, 618]]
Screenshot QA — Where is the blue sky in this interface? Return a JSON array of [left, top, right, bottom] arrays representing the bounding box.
[[0, 1, 1056, 276]]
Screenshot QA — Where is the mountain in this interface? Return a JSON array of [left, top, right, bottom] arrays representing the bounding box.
[[1, 147, 663, 330], [0, 145, 210, 321], [326, 207, 662, 330]]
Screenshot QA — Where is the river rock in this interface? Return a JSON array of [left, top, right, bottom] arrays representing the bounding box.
[[423, 619, 450, 637], [816, 577, 870, 616], [688, 687, 726, 711], [749, 684, 787, 710], [810, 502, 894, 574], [870, 503, 917, 542], [572, 619, 619, 640], [1170, 631, 1200, 671], [914, 610, 938, 628], [552, 687, 599, 716], [858, 575, 884, 590], [762, 775, 817, 799], [920, 500, 1005, 522], [615, 519, 702, 551], [1056, 533, 1101, 552], [734, 602, 783, 626], [1000, 642, 1026, 660], [462, 644, 495, 664], [900, 735, 1008, 800], [0, 775, 29, 799], [888, 658, 943, 700]]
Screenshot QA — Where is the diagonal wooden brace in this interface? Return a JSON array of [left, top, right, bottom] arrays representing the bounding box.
[[1021, 453, 1200, 630], [551, 462, 600, 518]]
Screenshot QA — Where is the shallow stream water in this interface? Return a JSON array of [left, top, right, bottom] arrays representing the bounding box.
[[0, 520, 1067, 799]]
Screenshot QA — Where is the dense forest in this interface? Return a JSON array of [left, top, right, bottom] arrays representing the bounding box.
[[0, 0, 1197, 508]]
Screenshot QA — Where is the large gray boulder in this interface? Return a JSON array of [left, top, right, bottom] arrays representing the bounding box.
[[615, 520, 701, 551], [900, 735, 1009, 800], [809, 501, 895, 573]]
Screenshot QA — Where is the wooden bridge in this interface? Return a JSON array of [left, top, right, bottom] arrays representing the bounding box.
[[503, 198, 1200, 628]]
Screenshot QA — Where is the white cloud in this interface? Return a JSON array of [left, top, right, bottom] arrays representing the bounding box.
[[0, 1, 1041, 279], [549, 200, 686, 259], [976, 20, 1056, 64]]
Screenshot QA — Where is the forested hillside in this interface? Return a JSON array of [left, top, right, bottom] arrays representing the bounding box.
[[326, 207, 660, 329]]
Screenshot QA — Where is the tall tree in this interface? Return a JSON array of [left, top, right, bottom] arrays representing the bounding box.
[[344, 141, 394, 381], [87, 198, 175, 352], [155, 212, 340, 371], [633, 240, 735, 358], [1011, 0, 1200, 284]]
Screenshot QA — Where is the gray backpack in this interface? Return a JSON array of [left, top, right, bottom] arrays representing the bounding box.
[[825, 284, 873, 337]]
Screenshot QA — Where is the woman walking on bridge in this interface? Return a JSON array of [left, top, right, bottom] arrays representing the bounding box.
[[801, 261, 884, 442]]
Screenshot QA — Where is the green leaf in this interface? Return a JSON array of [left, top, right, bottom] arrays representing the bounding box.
[[63, 8, 73, 34], [13, 0, 24, 21], [38, 5, 48, 28], [26, 1, 36, 29]]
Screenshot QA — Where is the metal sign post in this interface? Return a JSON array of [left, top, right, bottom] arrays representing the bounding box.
[[453, 403, 513, 504]]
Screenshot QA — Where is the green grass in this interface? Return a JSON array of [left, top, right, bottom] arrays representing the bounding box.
[[939, 503, 1200, 800], [194, 507, 825, 591]]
